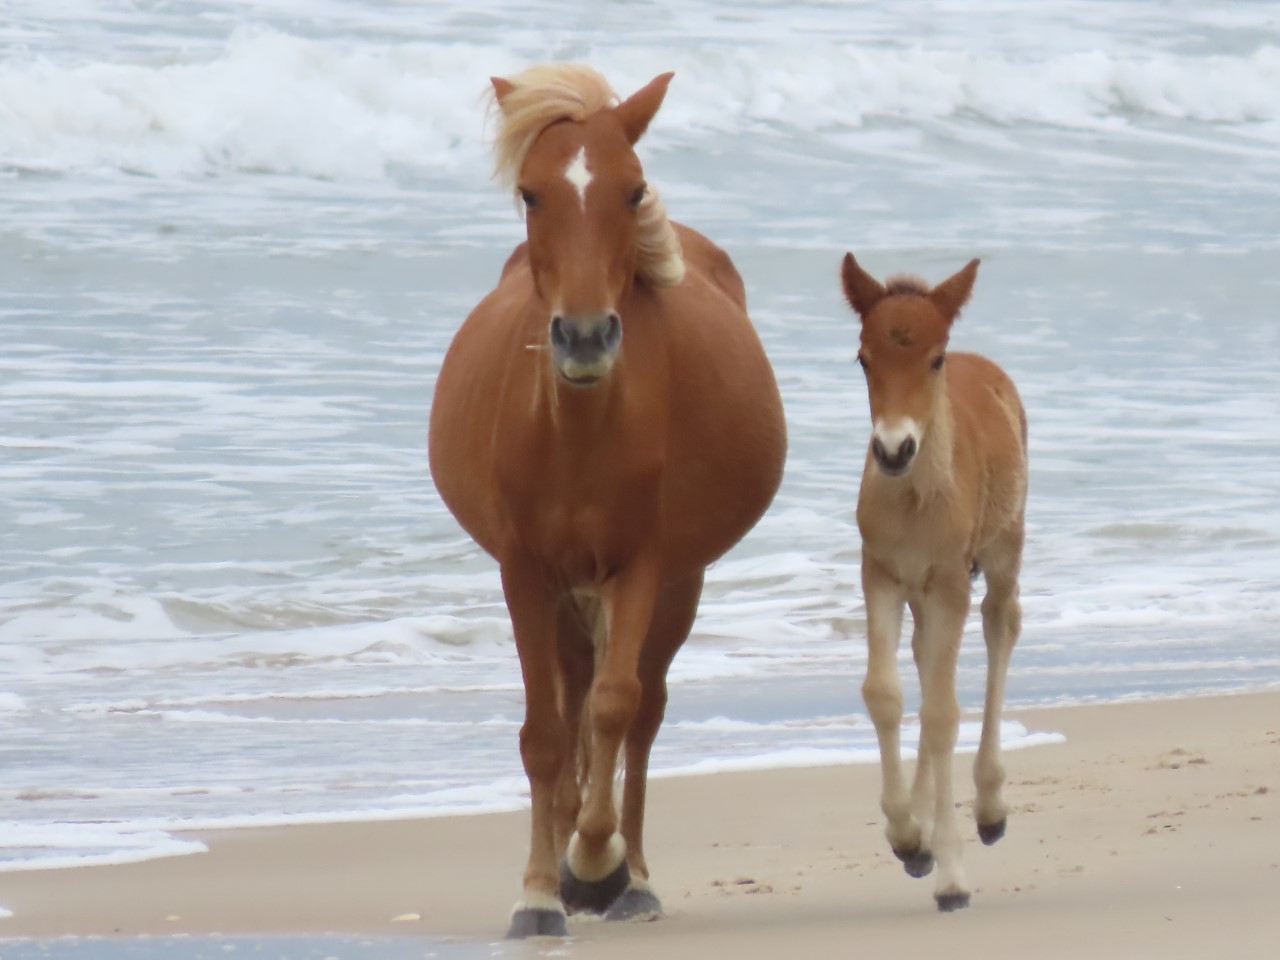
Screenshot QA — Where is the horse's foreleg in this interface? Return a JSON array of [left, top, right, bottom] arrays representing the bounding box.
[[553, 600, 595, 858], [608, 570, 703, 922], [861, 561, 923, 871], [561, 558, 661, 915], [917, 578, 971, 911], [501, 559, 570, 939], [907, 599, 936, 847], [974, 535, 1023, 844]]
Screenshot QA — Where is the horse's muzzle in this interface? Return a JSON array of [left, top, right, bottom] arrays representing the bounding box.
[[549, 312, 623, 385], [872, 435, 917, 476]]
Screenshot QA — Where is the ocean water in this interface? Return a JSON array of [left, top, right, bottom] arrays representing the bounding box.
[[2, 0, 1279, 879]]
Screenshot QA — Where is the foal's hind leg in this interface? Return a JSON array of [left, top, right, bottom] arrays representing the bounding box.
[[608, 570, 704, 922], [974, 529, 1023, 844], [861, 561, 927, 872]]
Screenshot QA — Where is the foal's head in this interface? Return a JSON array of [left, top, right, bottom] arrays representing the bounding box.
[[491, 65, 684, 387], [841, 253, 979, 477]]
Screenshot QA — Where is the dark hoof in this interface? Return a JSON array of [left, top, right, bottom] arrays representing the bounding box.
[[978, 818, 1007, 845], [560, 857, 631, 915], [506, 908, 567, 939], [604, 886, 663, 922], [935, 890, 971, 912], [893, 846, 934, 879]]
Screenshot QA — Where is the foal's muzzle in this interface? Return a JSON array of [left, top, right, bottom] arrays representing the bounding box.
[[871, 435, 918, 476], [549, 312, 622, 385]]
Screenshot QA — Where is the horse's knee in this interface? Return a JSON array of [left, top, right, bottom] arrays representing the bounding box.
[[520, 721, 568, 783], [590, 676, 642, 739]]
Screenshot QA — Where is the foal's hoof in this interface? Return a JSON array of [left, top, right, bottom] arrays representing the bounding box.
[[560, 857, 631, 915], [604, 885, 663, 923], [893, 846, 935, 879], [978, 818, 1007, 845], [506, 908, 568, 939], [935, 890, 971, 912]]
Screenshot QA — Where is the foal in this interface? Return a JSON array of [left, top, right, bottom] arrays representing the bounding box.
[[842, 253, 1027, 911]]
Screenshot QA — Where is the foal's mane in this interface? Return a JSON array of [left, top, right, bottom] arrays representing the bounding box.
[[489, 63, 685, 287]]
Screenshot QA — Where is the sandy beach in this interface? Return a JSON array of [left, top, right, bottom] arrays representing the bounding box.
[[1, 690, 1276, 958]]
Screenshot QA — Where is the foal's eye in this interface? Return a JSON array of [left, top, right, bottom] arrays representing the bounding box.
[[931, 354, 946, 371], [519, 188, 538, 210], [629, 183, 647, 207], [856, 354, 868, 371]]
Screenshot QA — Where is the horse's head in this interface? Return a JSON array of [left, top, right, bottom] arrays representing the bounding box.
[[491, 67, 683, 387], [841, 253, 979, 477]]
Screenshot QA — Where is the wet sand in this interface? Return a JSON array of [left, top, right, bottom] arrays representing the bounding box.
[[2, 691, 1277, 959]]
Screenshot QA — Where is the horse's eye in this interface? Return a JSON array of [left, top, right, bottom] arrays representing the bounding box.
[[931, 354, 946, 371], [629, 184, 647, 207], [520, 188, 538, 210], [856, 354, 868, 371]]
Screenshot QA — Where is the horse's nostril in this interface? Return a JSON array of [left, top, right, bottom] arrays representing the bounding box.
[[604, 312, 622, 350], [549, 315, 570, 351], [901, 437, 917, 461], [871, 437, 887, 462]]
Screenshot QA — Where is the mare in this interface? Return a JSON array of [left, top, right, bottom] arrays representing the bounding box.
[[429, 65, 786, 937], [841, 253, 1027, 911]]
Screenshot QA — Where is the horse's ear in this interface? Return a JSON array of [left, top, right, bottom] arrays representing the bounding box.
[[930, 258, 980, 324], [841, 253, 886, 319], [616, 72, 675, 145], [491, 76, 515, 105]]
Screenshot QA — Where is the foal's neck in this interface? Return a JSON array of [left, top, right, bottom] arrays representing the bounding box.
[[909, 391, 956, 500]]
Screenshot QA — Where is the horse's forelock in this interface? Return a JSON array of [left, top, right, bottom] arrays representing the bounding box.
[[489, 63, 684, 288], [490, 64, 618, 191]]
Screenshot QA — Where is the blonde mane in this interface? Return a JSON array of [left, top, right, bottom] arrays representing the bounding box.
[[489, 63, 684, 287]]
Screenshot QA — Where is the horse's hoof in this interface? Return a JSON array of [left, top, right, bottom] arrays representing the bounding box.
[[506, 908, 568, 939], [560, 857, 631, 915], [935, 890, 971, 912], [978, 818, 1007, 845], [604, 885, 663, 922], [893, 846, 934, 879]]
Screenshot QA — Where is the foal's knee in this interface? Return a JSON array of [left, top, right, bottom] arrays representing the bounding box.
[[862, 676, 903, 727]]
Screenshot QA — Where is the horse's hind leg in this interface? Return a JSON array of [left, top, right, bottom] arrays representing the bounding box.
[[974, 527, 1023, 844], [861, 561, 925, 873], [608, 570, 704, 922]]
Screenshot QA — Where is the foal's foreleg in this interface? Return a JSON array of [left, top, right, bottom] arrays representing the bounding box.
[[861, 562, 925, 870], [974, 538, 1023, 844], [916, 578, 972, 911], [501, 559, 570, 938], [562, 558, 660, 914]]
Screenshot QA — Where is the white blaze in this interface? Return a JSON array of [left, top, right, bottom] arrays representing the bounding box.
[[563, 146, 593, 209]]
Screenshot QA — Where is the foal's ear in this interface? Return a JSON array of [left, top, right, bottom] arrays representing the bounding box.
[[841, 253, 887, 318], [490, 76, 518, 108], [616, 72, 675, 145], [930, 258, 980, 324]]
